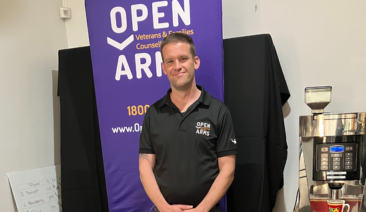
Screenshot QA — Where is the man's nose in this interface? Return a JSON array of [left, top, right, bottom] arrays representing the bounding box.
[[174, 60, 182, 69]]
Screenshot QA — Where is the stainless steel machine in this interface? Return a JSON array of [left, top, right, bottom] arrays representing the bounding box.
[[294, 86, 366, 212]]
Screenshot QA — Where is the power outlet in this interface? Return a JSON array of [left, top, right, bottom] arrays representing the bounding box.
[[60, 7, 71, 19]]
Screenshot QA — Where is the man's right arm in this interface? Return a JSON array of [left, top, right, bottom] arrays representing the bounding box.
[[139, 153, 193, 212]]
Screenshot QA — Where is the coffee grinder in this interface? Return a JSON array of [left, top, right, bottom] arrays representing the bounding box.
[[294, 86, 366, 212]]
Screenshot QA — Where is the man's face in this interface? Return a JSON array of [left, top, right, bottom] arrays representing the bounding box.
[[162, 42, 200, 90]]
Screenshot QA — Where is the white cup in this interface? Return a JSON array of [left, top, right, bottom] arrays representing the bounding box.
[[327, 199, 350, 212]]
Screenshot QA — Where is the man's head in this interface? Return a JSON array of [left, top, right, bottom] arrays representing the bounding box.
[[160, 33, 200, 91], [161, 33, 196, 61]]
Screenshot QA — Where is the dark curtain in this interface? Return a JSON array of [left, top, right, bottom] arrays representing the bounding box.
[[58, 47, 109, 212], [224, 34, 290, 212]]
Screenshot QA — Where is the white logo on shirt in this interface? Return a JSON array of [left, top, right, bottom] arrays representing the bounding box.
[[231, 138, 237, 144], [196, 122, 210, 136]]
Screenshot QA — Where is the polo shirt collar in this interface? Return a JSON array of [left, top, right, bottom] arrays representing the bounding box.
[[158, 85, 211, 108]]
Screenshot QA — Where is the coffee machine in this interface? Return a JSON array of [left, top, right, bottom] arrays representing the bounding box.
[[294, 86, 366, 212]]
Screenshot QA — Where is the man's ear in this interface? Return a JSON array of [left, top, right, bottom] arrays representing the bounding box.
[[194, 56, 200, 70]]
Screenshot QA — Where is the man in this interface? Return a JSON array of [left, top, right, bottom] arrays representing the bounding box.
[[139, 33, 236, 212]]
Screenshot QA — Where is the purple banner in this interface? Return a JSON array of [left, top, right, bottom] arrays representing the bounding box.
[[85, 0, 223, 211]]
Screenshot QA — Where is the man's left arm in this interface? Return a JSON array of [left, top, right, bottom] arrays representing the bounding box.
[[185, 154, 236, 212]]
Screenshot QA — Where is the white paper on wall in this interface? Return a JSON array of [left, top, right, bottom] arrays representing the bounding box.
[[7, 165, 62, 212]]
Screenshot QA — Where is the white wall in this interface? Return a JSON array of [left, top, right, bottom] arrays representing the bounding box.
[[63, 0, 89, 48], [0, 0, 68, 211], [9, 0, 364, 211], [223, 0, 366, 211], [65, 0, 366, 211]]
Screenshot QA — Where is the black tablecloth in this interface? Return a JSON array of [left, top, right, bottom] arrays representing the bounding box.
[[224, 34, 290, 212]]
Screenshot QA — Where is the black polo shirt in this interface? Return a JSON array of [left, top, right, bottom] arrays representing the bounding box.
[[139, 86, 237, 207]]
